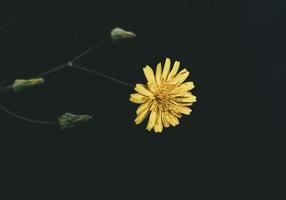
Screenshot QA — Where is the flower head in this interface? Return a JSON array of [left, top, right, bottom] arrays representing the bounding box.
[[130, 58, 197, 133]]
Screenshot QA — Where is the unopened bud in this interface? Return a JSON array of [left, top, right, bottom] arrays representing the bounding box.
[[12, 78, 44, 92], [58, 112, 93, 130], [111, 27, 136, 43]]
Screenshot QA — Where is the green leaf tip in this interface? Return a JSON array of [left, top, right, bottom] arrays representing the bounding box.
[[58, 112, 94, 130], [12, 78, 45, 92], [110, 27, 136, 43]]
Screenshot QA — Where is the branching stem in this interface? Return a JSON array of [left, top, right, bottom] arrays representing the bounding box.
[[0, 35, 133, 127], [36, 37, 110, 78]]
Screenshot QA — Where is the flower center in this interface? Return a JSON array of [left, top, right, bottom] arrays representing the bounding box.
[[154, 83, 177, 111]]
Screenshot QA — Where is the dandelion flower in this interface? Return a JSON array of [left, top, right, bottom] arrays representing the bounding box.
[[130, 58, 197, 133]]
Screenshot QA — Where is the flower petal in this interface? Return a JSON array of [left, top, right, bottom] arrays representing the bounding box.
[[167, 60, 180, 81], [155, 62, 162, 85], [161, 58, 171, 80], [130, 93, 148, 104], [135, 84, 154, 97], [173, 91, 195, 98], [174, 81, 194, 92], [166, 113, 179, 126], [173, 69, 190, 85], [147, 82, 157, 93], [171, 110, 182, 118], [134, 107, 150, 125], [154, 111, 163, 133], [136, 100, 152, 115], [162, 113, 170, 128], [174, 105, 192, 115], [182, 102, 193, 106], [176, 95, 197, 103], [143, 65, 156, 83], [146, 110, 158, 131]]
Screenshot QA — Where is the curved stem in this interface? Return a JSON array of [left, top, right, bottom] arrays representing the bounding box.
[[0, 103, 57, 125], [71, 64, 134, 88]]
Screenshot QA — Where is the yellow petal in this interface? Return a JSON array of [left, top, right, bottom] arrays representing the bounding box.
[[146, 110, 158, 131], [174, 82, 194, 92], [150, 101, 157, 111], [183, 92, 195, 97], [161, 58, 171, 80], [167, 60, 180, 81], [174, 105, 192, 115], [154, 111, 163, 133], [176, 95, 197, 103], [173, 91, 195, 98], [147, 82, 157, 93], [171, 110, 182, 118], [143, 65, 156, 83], [130, 93, 148, 104], [155, 62, 162, 85], [135, 84, 154, 97], [134, 107, 150, 125], [136, 100, 152, 115], [162, 113, 170, 128], [182, 102, 193, 106], [173, 69, 190, 85], [166, 114, 179, 126]]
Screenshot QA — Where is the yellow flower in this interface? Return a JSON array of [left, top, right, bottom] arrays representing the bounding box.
[[130, 58, 197, 133]]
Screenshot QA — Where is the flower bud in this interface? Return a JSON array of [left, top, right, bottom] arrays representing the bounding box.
[[58, 112, 93, 130], [110, 27, 136, 43], [12, 78, 44, 92]]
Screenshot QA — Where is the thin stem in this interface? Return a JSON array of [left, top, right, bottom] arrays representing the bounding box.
[[0, 103, 57, 125], [71, 64, 134, 88], [36, 37, 109, 78], [37, 64, 67, 77], [69, 37, 110, 63]]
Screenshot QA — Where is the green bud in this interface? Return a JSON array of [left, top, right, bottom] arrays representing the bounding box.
[[12, 78, 44, 92], [111, 27, 136, 43], [58, 112, 93, 130]]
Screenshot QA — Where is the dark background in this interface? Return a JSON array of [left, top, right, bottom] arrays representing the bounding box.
[[0, 0, 285, 199]]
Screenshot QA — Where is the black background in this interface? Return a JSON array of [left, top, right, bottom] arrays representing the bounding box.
[[0, 0, 285, 199]]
